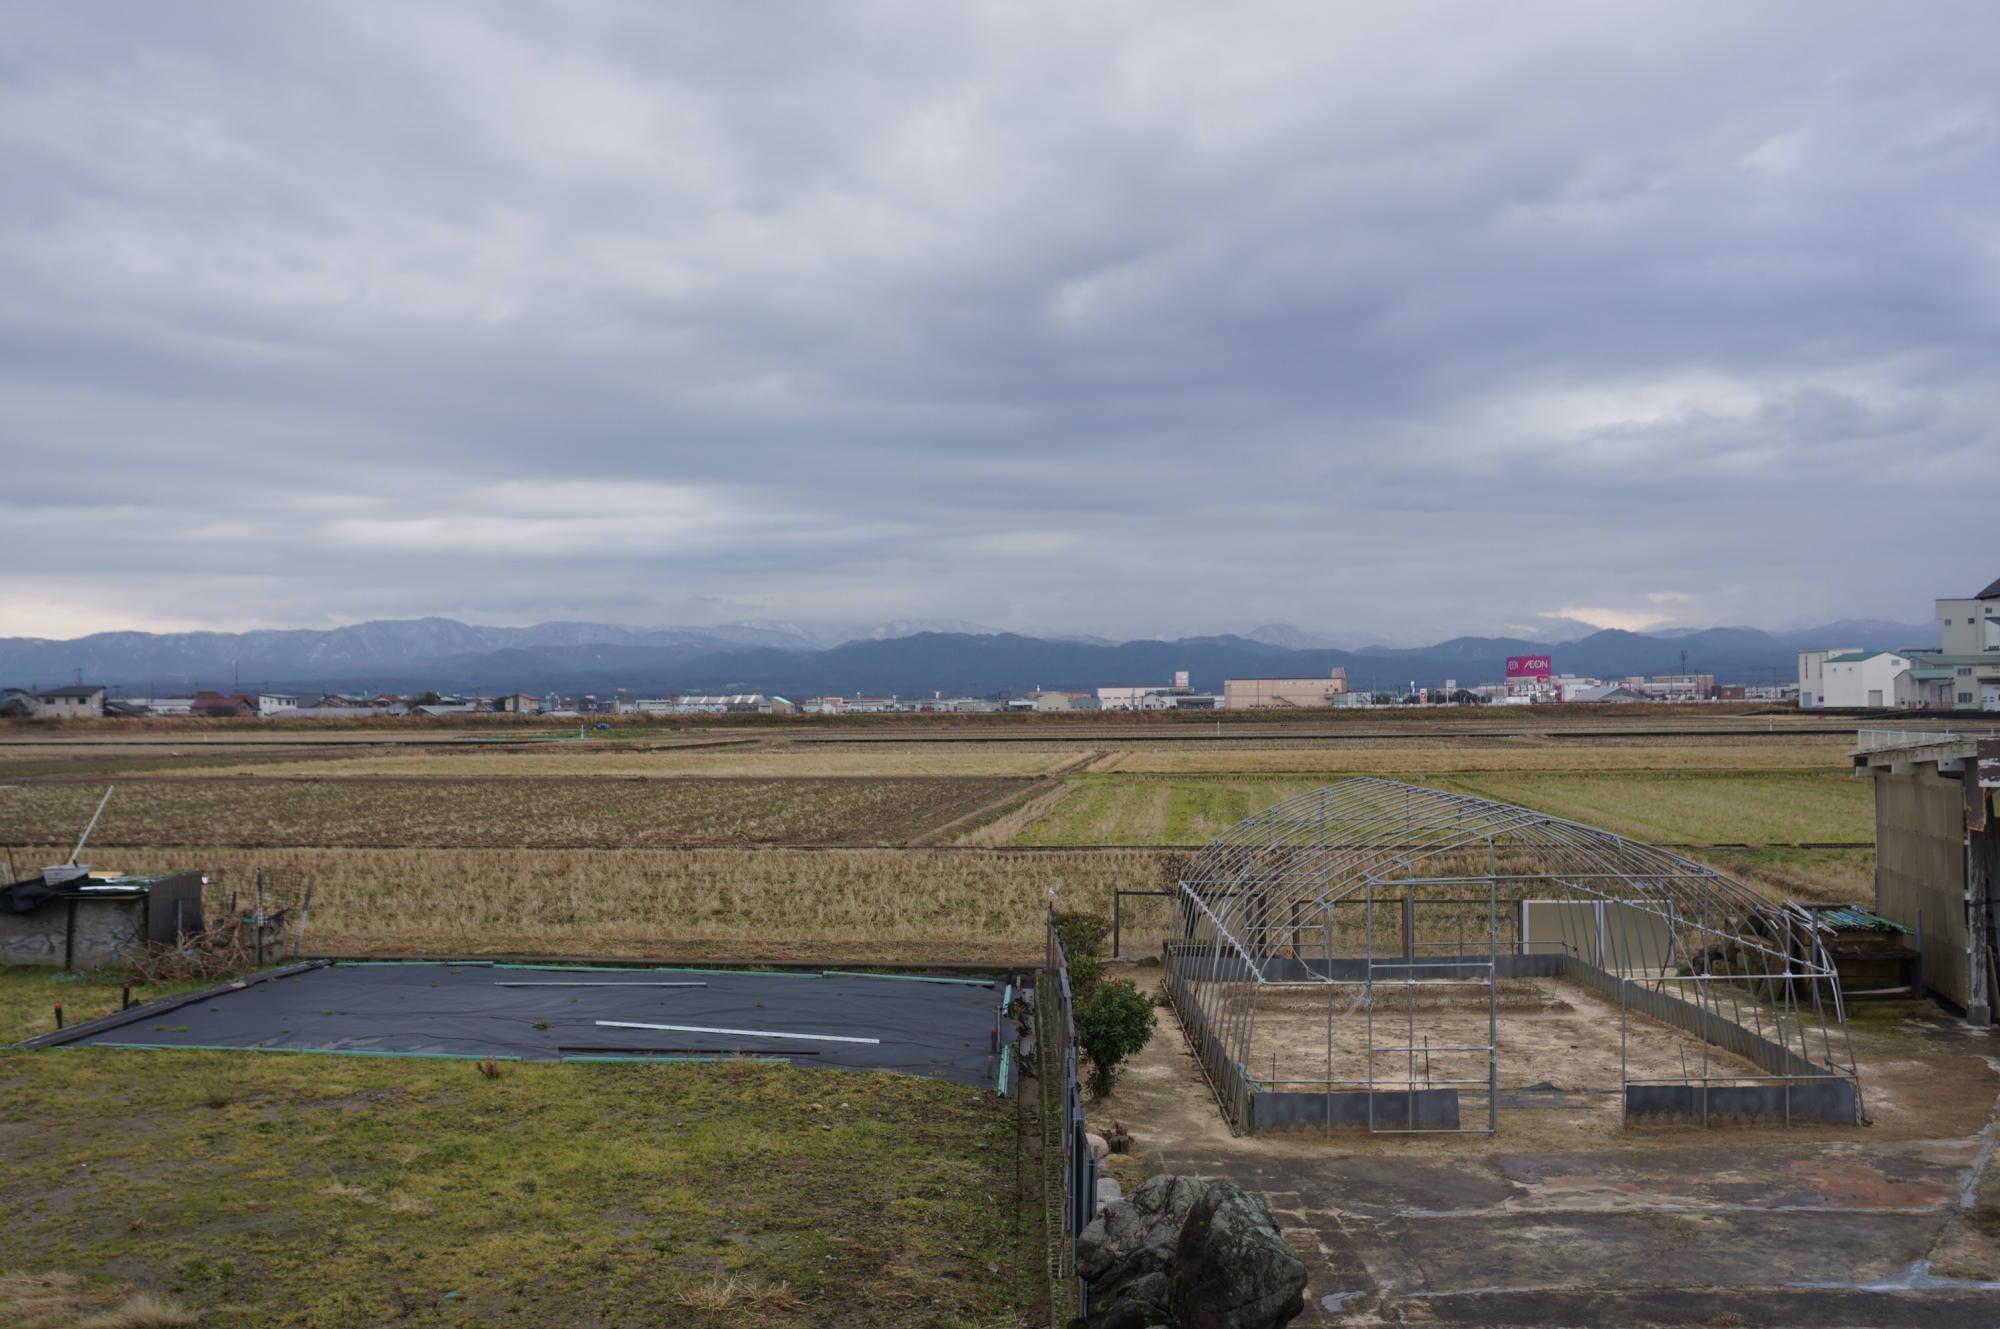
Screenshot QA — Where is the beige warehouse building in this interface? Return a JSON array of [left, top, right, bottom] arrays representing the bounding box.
[[1222, 668, 1348, 710]]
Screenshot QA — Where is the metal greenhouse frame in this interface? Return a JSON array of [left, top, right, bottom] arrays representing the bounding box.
[[1163, 778, 1861, 1135]]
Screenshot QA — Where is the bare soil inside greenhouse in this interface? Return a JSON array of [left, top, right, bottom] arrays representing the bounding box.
[[1096, 969, 2000, 1328], [1241, 977, 1771, 1123]]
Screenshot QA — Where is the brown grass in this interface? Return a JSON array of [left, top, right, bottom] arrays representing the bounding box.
[[1696, 848, 1877, 904], [674, 1276, 805, 1314], [140, 742, 1088, 779], [0, 1273, 196, 1329], [1101, 736, 1852, 774], [7, 843, 1172, 962], [0, 777, 1029, 849]]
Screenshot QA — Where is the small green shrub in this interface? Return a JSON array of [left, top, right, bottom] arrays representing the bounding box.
[[1053, 910, 1109, 997], [1076, 979, 1155, 1098]]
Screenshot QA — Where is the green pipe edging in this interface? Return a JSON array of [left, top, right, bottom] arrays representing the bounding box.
[[74, 1043, 526, 1061]]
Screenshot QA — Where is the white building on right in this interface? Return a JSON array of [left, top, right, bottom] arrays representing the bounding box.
[[1800, 650, 1913, 710], [1798, 575, 2000, 711]]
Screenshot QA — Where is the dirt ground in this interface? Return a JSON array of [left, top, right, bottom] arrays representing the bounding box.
[[1091, 966, 2000, 1326], [1241, 979, 1774, 1131]]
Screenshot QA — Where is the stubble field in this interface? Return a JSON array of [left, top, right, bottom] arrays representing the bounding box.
[[1, 714, 1885, 961]]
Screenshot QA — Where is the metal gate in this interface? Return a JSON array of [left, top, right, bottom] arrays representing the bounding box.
[[1361, 876, 1499, 1134]]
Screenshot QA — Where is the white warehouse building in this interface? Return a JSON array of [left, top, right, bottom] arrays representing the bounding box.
[[1798, 650, 1913, 709]]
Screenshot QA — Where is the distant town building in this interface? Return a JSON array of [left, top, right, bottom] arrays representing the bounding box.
[[1798, 577, 2000, 711], [1632, 673, 1716, 703], [1028, 690, 1097, 712], [631, 694, 795, 715], [1804, 652, 1913, 710], [118, 696, 194, 716], [31, 685, 106, 719], [1566, 684, 1649, 704], [1929, 577, 2000, 711], [1099, 669, 1197, 711], [1222, 668, 1348, 710]]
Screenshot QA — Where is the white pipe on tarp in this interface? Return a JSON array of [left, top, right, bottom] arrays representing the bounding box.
[[595, 1020, 880, 1045], [495, 982, 707, 988]]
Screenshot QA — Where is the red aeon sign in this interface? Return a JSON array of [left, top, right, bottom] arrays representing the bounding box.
[[1506, 655, 1553, 680]]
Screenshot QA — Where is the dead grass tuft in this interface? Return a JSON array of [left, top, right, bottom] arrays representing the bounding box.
[[674, 1275, 805, 1313], [0, 1273, 196, 1329]]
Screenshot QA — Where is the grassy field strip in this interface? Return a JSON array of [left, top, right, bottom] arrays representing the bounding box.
[[1003, 770, 1873, 848], [1430, 771, 1874, 845], [0, 1042, 1033, 1327]]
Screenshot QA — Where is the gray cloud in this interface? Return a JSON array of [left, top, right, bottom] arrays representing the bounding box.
[[2, 1, 1997, 642]]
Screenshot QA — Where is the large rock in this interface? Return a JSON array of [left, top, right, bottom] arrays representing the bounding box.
[[1073, 1175, 1305, 1329], [1169, 1183, 1307, 1329], [1075, 1175, 1212, 1328]]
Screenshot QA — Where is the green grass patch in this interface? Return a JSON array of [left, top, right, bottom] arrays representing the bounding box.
[[0, 968, 218, 1046], [1432, 770, 1873, 845], [0, 1039, 1035, 1327], [1009, 770, 1873, 848], [1010, 776, 1325, 845]]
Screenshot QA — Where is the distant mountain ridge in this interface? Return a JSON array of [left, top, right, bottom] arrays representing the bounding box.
[[0, 616, 1940, 696]]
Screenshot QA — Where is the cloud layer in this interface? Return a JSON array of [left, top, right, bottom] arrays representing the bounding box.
[[3, 2, 1996, 640]]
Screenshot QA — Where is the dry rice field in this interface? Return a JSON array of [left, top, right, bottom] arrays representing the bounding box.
[[0, 776, 1032, 848], [0, 720, 1882, 958], [111, 741, 1097, 780], [3, 842, 1171, 961]]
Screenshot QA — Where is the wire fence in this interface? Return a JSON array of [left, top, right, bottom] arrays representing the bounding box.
[[1039, 905, 1095, 1320], [124, 866, 319, 982]]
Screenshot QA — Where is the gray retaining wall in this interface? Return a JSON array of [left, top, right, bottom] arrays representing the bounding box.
[[1251, 1087, 1461, 1131]]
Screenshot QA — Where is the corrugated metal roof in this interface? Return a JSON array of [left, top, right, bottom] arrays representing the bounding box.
[[1810, 905, 1911, 933]]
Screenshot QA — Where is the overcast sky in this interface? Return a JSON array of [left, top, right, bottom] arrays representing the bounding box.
[[3, 2, 1996, 644]]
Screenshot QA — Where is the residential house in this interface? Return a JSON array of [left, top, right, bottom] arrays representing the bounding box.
[[33, 685, 107, 719]]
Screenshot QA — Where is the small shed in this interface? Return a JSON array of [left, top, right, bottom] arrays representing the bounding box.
[[0, 871, 206, 969], [1797, 904, 1919, 999]]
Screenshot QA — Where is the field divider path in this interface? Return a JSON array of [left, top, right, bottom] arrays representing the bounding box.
[[905, 751, 1106, 847]]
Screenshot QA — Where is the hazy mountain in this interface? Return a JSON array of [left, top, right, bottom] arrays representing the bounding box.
[[845, 618, 1007, 642], [1778, 619, 1937, 652], [1518, 617, 1602, 644], [0, 616, 1946, 696], [0, 618, 812, 690], [1242, 622, 1329, 650]]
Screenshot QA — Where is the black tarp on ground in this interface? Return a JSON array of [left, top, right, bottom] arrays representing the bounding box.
[[64, 962, 1012, 1087]]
